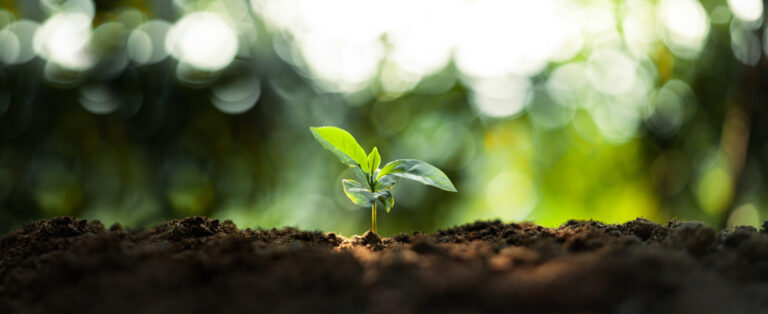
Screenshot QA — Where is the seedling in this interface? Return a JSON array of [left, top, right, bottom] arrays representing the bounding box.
[[310, 126, 457, 234]]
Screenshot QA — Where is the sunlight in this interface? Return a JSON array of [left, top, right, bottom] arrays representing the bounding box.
[[469, 76, 531, 118], [727, 0, 763, 23], [455, 0, 562, 78], [166, 12, 238, 71], [288, 0, 385, 92], [296, 38, 383, 92], [33, 12, 94, 71], [386, 0, 460, 76], [586, 49, 638, 96], [658, 0, 710, 59], [622, 0, 658, 57]]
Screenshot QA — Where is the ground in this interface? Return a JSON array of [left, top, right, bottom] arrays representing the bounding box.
[[1, 216, 767, 313]]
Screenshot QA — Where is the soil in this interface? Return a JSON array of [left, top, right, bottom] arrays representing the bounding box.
[[1, 217, 768, 314]]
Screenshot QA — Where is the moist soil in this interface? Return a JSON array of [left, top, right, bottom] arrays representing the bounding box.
[[2, 217, 768, 314]]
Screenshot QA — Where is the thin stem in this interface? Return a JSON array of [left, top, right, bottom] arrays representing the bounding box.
[[371, 202, 377, 234], [369, 172, 377, 234]]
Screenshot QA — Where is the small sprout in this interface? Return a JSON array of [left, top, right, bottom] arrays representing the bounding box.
[[310, 126, 457, 234]]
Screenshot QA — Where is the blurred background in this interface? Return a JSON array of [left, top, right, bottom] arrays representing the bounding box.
[[0, 0, 766, 236]]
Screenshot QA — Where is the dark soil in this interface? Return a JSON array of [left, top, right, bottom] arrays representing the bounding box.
[[2, 217, 768, 314]]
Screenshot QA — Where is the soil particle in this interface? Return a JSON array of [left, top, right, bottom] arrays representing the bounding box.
[[393, 233, 411, 243], [362, 230, 383, 245], [665, 221, 716, 256], [1, 216, 768, 313]]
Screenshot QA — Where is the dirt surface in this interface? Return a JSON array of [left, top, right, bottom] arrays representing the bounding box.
[[1, 217, 768, 314]]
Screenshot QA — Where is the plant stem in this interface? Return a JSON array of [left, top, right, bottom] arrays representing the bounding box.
[[371, 202, 377, 234]]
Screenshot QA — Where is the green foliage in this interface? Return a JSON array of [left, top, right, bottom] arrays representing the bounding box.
[[377, 159, 457, 192], [367, 147, 381, 177], [310, 126, 456, 231], [310, 126, 370, 173], [341, 179, 390, 207]]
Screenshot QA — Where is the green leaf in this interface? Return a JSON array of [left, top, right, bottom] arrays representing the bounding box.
[[367, 147, 381, 177], [310, 126, 370, 173], [376, 159, 457, 192], [351, 166, 369, 184], [377, 191, 394, 213], [375, 174, 398, 190], [342, 179, 390, 207]]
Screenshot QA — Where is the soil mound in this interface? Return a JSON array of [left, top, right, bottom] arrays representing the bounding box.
[[1, 217, 767, 313]]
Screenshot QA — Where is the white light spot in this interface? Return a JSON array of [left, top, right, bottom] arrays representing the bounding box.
[[166, 12, 238, 71], [727, 0, 763, 23], [297, 37, 383, 92], [579, 3, 616, 34], [622, 0, 658, 57], [294, 0, 385, 42], [389, 31, 452, 77], [587, 49, 638, 95], [33, 12, 95, 71], [379, 62, 421, 96], [589, 57, 656, 143], [456, 0, 562, 78], [591, 97, 643, 143], [469, 76, 531, 118], [658, 0, 710, 59], [549, 13, 584, 62], [386, 0, 460, 76], [272, 0, 386, 92], [547, 62, 591, 108]]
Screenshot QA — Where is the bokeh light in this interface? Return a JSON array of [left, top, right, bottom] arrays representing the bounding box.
[[727, 0, 763, 23], [658, 0, 710, 59], [166, 12, 239, 71], [128, 20, 172, 65], [0, 0, 767, 236], [33, 12, 95, 71]]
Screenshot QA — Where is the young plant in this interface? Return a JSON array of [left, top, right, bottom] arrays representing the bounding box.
[[310, 126, 457, 234]]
